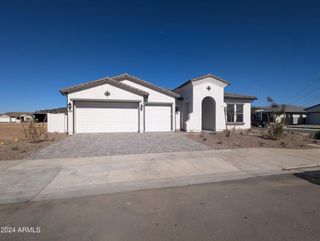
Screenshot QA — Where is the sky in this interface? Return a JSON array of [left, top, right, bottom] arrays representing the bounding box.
[[0, 0, 320, 112]]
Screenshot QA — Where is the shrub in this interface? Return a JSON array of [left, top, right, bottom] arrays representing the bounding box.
[[11, 146, 19, 151], [21, 121, 47, 143], [265, 122, 284, 140], [225, 131, 231, 137], [314, 131, 320, 140], [280, 141, 287, 147]]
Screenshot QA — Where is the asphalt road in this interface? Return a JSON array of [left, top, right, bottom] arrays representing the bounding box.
[[0, 172, 319, 241], [285, 127, 320, 135]]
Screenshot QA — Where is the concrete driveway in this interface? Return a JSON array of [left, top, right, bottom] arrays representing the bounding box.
[[28, 132, 209, 160]]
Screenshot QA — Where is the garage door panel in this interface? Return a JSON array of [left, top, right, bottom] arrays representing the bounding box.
[[75, 101, 139, 133], [145, 105, 171, 132], [309, 113, 320, 125]]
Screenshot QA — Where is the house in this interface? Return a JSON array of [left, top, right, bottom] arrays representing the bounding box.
[[253, 105, 307, 125], [0, 115, 11, 123], [4, 112, 33, 123], [59, 73, 256, 134], [305, 104, 320, 125]]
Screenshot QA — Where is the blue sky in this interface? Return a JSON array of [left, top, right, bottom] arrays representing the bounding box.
[[1, 0, 320, 112]]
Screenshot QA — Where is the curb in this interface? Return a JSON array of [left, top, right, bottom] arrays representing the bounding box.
[[282, 162, 320, 171]]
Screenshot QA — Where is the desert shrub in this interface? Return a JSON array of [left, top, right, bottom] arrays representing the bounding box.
[[217, 141, 222, 144], [314, 131, 320, 140], [11, 146, 19, 151], [265, 122, 283, 140], [280, 141, 287, 147], [21, 121, 47, 143], [225, 130, 231, 137]]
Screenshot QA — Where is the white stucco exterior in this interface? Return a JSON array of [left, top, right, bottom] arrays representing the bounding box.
[[58, 73, 255, 134], [64, 75, 176, 134], [175, 76, 228, 132], [224, 99, 252, 130]]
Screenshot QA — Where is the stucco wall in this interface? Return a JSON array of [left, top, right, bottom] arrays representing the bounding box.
[[121, 79, 176, 131], [224, 99, 252, 130], [66, 83, 144, 134], [176, 77, 227, 132]]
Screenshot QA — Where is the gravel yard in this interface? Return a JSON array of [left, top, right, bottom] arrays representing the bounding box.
[[0, 123, 65, 160], [188, 128, 320, 150]]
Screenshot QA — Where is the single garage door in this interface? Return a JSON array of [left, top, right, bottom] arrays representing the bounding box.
[[75, 101, 139, 133], [145, 104, 172, 132], [309, 113, 320, 125]]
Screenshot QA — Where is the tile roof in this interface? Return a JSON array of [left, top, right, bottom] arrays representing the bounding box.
[[111, 73, 180, 98], [60, 77, 149, 97], [224, 92, 257, 100]]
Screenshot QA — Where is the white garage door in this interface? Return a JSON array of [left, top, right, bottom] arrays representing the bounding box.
[[145, 105, 172, 132], [75, 101, 139, 133]]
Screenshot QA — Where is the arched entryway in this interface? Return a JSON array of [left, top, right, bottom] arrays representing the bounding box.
[[201, 96, 216, 131]]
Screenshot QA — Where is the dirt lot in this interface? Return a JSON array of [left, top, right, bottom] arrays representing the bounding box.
[[188, 128, 320, 150], [0, 123, 66, 160]]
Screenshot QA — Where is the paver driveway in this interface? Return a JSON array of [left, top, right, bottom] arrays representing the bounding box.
[[28, 132, 209, 160]]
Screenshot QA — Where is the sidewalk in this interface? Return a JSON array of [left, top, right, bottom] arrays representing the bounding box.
[[1, 148, 320, 204]]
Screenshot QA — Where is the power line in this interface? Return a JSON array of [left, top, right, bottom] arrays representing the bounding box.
[[283, 77, 320, 104]]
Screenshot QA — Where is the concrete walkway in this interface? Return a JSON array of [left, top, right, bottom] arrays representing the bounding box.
[[1, 148, 320, 204]]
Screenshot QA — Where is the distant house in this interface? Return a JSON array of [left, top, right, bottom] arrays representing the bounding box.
[[305, 104, 320, 125], [0, 114, 11, 123], [253, 105, 307, 125], [4, 112, 33, 123]]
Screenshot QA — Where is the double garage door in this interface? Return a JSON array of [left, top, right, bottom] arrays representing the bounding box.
[[75, 101, 171, 133]]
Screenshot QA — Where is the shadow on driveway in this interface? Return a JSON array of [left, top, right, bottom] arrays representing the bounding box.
[[293, 170, 320, 185]]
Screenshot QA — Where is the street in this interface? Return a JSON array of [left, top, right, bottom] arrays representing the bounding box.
[[0, 171, 319, 241]]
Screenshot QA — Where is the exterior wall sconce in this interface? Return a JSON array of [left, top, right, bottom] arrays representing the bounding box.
[[207, 86, 211, 91], [105, 91, 111, 97], [140, 104, 143, 111], [68, 102, 72, 112]]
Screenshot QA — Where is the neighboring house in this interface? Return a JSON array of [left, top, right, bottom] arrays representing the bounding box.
[[305, 104, 320, 125], [59, 73, 256, 134], [253, 105, 307, 125], [20, 114, 33, 122], [0, 115, 11, 123], [5, 112, 33, 123]]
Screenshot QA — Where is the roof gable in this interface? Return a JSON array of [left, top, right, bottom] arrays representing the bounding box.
[[60, 77, 149, 97], [174, 73, 230, 91], [112, 73, 180, 98]]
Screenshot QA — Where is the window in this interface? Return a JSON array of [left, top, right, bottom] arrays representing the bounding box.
[[226, 104, 234, 122], [236, 104, 243, 123], [226, 104, 244, 123]]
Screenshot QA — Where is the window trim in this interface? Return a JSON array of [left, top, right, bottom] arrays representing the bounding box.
[[225, 103, 244, 124]]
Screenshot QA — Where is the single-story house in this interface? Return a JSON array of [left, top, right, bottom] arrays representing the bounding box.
[[305, 104, 320, 125], [5, 112, 33, 123], [59, 73, 256, 134], [0, 114, 11, 123], [253, 105, 307, 125]]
